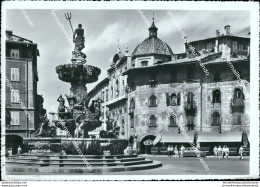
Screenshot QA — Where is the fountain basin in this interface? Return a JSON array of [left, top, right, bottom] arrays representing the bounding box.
[[56, 64, 101, 83]]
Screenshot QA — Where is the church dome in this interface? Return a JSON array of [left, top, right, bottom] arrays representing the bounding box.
[[132, 18, 174, 60]]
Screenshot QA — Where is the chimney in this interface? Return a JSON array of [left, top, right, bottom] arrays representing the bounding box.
[[6, 30, 13, 40], [224, 25, 231, 36], [216, 30, 220, 37]]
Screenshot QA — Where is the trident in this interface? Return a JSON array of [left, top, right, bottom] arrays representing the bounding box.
[[65, 12, 74, 33]]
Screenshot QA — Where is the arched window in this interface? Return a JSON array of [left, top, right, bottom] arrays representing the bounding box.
[[177, 93, 181, 105], [171, 93, 177, 106], [149, 95, 157, 107], [213, 90, 221, 103], [130, 98, 135, 109], [187, 92, 194, 102], [149, 115, 156, 127], [111, 86, 113, 97], [234, 88, 243, 99], [186, 92, 195, 109], [212, 112, 221, 126], [141, 61, 148, 67], [169, 116, 177, 127]]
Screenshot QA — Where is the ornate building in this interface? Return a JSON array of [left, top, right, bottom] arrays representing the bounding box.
[[88, 20, 250, 154], [5, 30, 43, 153]]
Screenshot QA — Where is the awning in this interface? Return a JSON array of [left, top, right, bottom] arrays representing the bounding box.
[[197, 132, 242, 143], [161, 132, 195, 143]]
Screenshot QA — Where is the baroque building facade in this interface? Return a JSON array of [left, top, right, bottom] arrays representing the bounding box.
[[5, 30, 44, 153], [88, 20, 250, 153]]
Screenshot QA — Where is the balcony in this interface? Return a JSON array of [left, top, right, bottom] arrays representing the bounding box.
[[184, 101, 197, 116], [231, 98, 244, 113]]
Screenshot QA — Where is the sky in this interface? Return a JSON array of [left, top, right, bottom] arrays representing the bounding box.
[[6, 9, 250, 113]]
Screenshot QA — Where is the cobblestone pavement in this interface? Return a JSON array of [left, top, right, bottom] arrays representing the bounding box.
[[108, 155, 249, 175]]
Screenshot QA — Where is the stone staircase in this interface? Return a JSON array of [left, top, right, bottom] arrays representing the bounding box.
[[6, 153, 162, 174]]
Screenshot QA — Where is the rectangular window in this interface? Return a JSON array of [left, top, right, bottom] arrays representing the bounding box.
[[101, 91, 104, 102], [11, 49, 19, 58], [11, 112, 20, 125], [11, 68, 20, 81], [141, 61, 148, 67], [131, 119, 134, 128], [11, 90, 20, 103], [106, 90, 108, 101]]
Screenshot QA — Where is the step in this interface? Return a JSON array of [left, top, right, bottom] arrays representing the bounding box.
[[14, 153, 138, 158], [7, 157, 144, 163], [6, 159, 152, 167], [6, 160, 162, 174]]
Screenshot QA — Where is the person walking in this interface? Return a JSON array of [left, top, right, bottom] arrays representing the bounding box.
[[239, 146, 244, 160], [226, 146, 229, 159], [180, 145, 185, 158], [213, 146, 218, 158], [170, 145, 174, 158], [222, 145, 226, 159], [174, 145, 179, 158], [217, 145, 222, 160], [167, 145, 171, 157]]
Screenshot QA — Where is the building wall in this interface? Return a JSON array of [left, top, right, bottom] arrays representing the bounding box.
[[127, 79, 250, 139], [202, 81, 250, 132], [5, 38, 38, 139], [128, 83, 201, 139]]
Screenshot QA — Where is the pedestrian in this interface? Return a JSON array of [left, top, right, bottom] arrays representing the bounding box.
[[167, 145, 171, 157], [222, 145, 226, 159], [217, 145, 222, 160], [226, 146, 229, 159], [174, 145, 179, 158], [180, 145, 185, 158], [213, 146, 218, 158], [170, 145, 174, 158], [239, 146, 244, 160], [17, 146, 22, 154]]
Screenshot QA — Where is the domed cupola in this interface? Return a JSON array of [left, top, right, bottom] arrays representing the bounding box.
[[131, 18, 174, 61]]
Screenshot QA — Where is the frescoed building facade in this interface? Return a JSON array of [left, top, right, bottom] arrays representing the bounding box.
[[88, 20, 250, 154]]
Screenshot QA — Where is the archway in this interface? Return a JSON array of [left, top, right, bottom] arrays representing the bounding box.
[[6, 135, 24, 155], [140, 135, 156, 154]]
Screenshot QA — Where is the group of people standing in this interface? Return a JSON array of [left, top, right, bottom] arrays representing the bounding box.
[[167, 145, 185, 158], [213, 145, 244, 160], [213, 145, 230, 159]]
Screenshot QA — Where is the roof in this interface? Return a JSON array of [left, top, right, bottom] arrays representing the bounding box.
[[122, 53, 249, 76], [132, 37, 174, 58], [161, 132, 195, 143], [197, 132, 242, 143], [189, 34, 249, 44]]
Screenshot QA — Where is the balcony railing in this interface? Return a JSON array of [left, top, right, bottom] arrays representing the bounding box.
[[231, 98, 245, 113], [184, 101, 197, 116], [184, 101, 196, 110]]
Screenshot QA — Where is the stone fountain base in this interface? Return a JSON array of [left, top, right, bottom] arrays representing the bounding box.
[[23, 137, 128, 155]]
